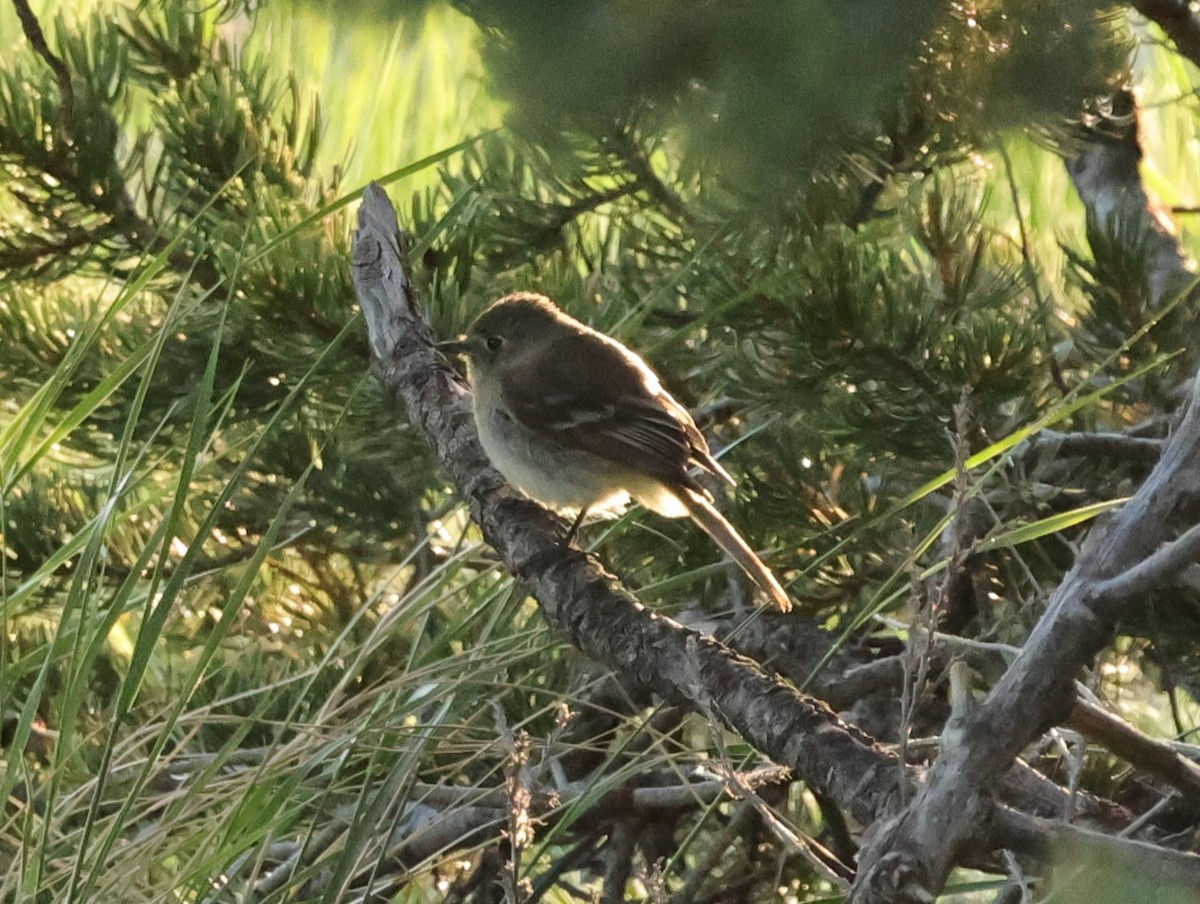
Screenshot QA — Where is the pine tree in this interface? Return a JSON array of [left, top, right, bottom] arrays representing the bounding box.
[[2, 1, 1199, 902]]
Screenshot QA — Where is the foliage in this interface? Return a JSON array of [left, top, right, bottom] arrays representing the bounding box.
[[0, 0, 1198, 902]]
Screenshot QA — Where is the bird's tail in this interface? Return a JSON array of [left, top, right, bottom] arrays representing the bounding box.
[[682, 490, 791, 612]]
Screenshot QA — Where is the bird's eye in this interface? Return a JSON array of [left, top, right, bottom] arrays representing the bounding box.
[[485, 335, 503, 352]]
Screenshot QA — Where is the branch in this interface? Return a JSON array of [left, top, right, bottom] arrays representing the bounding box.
[[352, 182, 905, 829], [991, 806, 1200, 889], [352, 183, 1200, 900], [4, 2, 221, 287], [850, 367, 1200, 901], [1090, 516, 1200, 605], [251, 766, 791, 897], [1067, 696, 1200, 807], [841, 624, 1200, 815], [1024, 429, 1163, 464], [403, 766, 792, 814]]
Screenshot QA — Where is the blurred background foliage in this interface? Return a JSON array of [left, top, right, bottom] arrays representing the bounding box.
[[0, 0, 1198, 901]]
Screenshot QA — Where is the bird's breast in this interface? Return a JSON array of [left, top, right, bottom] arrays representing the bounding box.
[[474, 392, 630, 514]]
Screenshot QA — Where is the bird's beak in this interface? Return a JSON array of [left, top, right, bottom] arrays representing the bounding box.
[[436, 336, 470, 358]]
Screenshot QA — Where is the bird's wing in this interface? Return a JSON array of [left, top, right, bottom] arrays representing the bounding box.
[[498, 329, 719, 490]]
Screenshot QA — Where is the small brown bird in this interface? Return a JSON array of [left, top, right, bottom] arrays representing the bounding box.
[[444, 292, 791, 611]]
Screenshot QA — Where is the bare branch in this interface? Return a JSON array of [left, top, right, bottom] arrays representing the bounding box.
[[849, 368, 1200, 901], [1067, 697, 1200, 807], [991, 806, 1200, 889], [406, 766, 791, 814], [354, 183, 418, 359], [1090, 516, 1200, 605], [1024, 429, 1163, 464]]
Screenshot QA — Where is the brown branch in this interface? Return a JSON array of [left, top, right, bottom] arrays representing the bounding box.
[[243, 762, 794, 898], [546, 180, 644, 234], [608, 126, 695, 226], [843, 80, 1200, 904], [998, 757, 1130, 827], [833, 631, 1186, 823]]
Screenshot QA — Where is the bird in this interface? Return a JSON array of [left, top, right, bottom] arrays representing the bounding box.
[[442, 292, 791, 612]]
